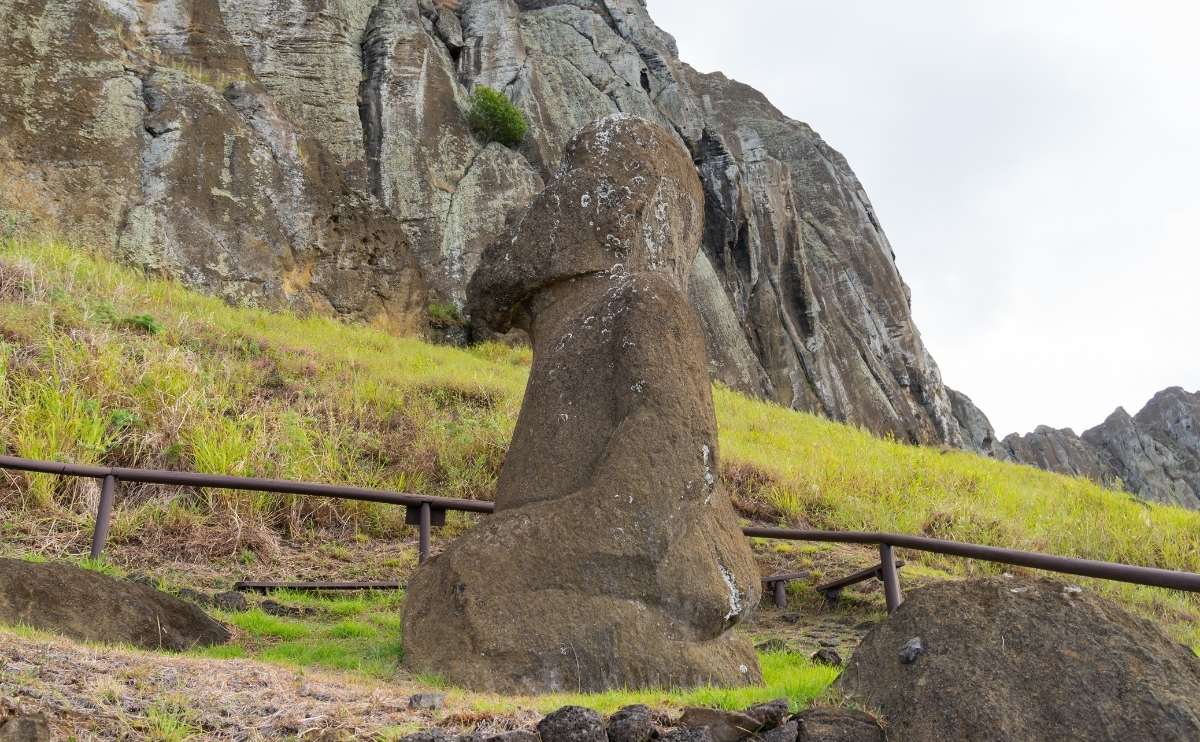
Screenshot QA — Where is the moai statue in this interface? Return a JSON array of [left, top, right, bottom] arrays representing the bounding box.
[[403, 114, 760, 692]]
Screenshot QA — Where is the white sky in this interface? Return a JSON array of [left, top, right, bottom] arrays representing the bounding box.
[[647, 0, 1200, 437]]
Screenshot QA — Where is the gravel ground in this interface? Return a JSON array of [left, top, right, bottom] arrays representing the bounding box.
[[0, 629, 501, 740]]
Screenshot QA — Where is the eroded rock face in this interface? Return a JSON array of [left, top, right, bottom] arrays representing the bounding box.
[[1001, 425, 1110, 481], [402, 116, 761, 692], [838, 577, 1200, 742], [0, 0, 969, 447], [947, 388, 1004, 458]]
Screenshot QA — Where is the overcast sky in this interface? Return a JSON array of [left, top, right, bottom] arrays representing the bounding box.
[[647, 0, 1200, 437]]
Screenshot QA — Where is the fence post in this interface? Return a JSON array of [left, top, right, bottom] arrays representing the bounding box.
[[90, 474, 117, 560], [418, 502, 431, 564], [772, 580, 787, 608], [879, 542, 903, 613]]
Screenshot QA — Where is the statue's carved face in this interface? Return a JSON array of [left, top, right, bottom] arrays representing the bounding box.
[[468, 115, 704, 333]]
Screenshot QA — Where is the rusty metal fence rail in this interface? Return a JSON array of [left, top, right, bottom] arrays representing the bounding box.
[[4, 454, 1200, 613]]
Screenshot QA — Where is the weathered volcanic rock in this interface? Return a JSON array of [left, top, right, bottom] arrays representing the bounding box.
[[1082, 388, 1200, 510], [0, 558, 229, 651], [402, 116, 761, 692], [0, 0, 968, 448], [794, 709, 884, 742], [837, 577, 1200, 741], [947, 388, 1004, 458], [606, 705, 656, 742], [997, 387, 1200, 509], [1001, 425, 1110, 481]]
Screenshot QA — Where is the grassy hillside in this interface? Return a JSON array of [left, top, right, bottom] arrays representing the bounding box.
[[1, 236, 1198, 651]]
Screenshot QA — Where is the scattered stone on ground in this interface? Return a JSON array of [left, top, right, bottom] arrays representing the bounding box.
[[213, 590, 249, 612], [794, 709, 885, 742], [0, 558, 227, 651], [405, 116, 761, 692], [177, 587, 211, 606], [678, 707, 761, 742], [838, 577, 1200, 741], [606, 705, 656, 742], [409, 692, 447, 711], [260, 599, 315, 618], [810, 648, 842, 667], [0, 713, 50, 742], [897, 637, 923, 664], [754, 638, 790, 653]]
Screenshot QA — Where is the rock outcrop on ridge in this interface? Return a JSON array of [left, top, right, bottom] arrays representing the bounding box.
[[987, 387, 1200, 510], [0, 0, 968, 447], [838, 577, 1200, 742], [402, 116, 761, 692]]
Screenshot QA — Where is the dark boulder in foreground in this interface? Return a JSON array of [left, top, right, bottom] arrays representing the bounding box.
[[0, 558, 229, 651], [837, 577, 1200, 741]]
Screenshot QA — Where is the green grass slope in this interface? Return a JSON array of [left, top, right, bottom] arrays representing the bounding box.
[[1, 237, 1198, 650]]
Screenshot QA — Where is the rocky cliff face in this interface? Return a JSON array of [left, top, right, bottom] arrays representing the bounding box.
[[0, 0, 972, 448], [994, 388, 1200, 510]]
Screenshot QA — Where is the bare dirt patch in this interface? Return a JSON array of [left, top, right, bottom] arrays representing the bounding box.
[[0, 629, 444, 740]]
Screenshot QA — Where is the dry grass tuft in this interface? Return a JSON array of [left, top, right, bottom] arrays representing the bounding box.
[[0, 258, 35, 300]]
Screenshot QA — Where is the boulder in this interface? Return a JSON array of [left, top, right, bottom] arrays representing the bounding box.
[[837, 577, 1200, 741], [212, 590, 249, 612], [606, 705, 656, 742], [538, 707, 606, 742], [0, 558, 228, 651], [793, 710, 882, 742], [677, 708, 761, 742], [402, 116, 760, 692]]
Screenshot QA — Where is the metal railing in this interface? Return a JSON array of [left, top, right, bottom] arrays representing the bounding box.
[[4, 454, 1200, 612]]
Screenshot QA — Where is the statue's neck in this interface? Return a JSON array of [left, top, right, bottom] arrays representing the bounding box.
[[521, 272, 615, 340]]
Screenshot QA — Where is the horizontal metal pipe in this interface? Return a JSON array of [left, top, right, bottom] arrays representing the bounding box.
[[743, 526, 1200, 593], [6, 454, 1200, 595], [0, 455, 495, 514]]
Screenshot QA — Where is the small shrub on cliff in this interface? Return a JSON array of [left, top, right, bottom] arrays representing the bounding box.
[[467, 86, 528, 148]]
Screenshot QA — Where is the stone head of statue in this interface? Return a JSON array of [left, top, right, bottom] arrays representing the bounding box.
[[467, 114, 704, 333]]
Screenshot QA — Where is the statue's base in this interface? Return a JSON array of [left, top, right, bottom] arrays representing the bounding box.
[[402, 504, 762, 694]]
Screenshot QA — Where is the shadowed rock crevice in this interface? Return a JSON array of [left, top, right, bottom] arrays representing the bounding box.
[[403, 116, 760, 692]]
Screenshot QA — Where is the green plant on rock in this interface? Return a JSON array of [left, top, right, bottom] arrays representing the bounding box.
[[427, 301, 464, 327], [467, 86, 528, 148]]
